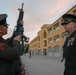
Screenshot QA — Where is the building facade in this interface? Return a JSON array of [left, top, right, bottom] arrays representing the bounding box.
[[29, 5, 76, 57]]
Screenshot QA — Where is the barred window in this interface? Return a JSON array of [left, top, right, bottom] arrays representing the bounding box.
[[61, 32, 68, 39], [48, 38, 52, 43], [48, 46, 52, 52], [53, 22, 59, 30], [53, 34, 60, 41], [54, 45, 59, 53], [48, 27, 52, 34]]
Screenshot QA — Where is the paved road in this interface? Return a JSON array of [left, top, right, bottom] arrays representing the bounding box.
[[21, 54, 64, 75]]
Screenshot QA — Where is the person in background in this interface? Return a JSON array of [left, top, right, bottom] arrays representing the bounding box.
[[29, 50, 31, 58], [61, 14, 76, 75]]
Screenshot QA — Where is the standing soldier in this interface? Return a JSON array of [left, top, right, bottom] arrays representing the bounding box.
[[29, 50, 31, 58], [61, 14, 76, 75], [0, 14, 22, 75]]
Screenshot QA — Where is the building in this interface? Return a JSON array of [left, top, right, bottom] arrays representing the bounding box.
[[29, 36, 38, 55], [29, 5, 76, 57]]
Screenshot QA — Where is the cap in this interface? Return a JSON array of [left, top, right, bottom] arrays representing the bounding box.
[[0, 14, 9, 27], [61, 14, 76, 25]]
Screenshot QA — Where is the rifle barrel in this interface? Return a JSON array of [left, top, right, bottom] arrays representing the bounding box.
[[21, 3, 24, 9]]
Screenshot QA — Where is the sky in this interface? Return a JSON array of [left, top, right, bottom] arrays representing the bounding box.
[[0, 0, 76, 42]]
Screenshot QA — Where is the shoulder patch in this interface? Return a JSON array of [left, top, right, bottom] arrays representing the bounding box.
[[0, 43, 6, 51]]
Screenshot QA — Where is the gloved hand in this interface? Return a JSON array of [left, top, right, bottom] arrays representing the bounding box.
[[14, 35, 22, 42]]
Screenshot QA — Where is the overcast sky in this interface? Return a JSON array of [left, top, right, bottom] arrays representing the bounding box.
[[0, 0, 76, 41]]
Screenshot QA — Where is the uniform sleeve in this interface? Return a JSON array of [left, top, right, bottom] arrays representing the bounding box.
[[72, 38, 76, 56], [13, 40, 23, 55], [14, 61, 22, 74], [0, 42, 20, 61]]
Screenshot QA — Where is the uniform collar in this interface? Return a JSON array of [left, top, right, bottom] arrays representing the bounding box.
[[68, 30, 76, 38]]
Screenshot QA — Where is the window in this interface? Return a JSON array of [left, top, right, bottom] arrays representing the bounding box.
[[53, 45, 59, 53], [48, 27, 52, 34], [61, 32, 68, 39], [48, 46, 52, 52], [48, 38, 52, 43], [53, 22, 59, 30], [53, 34, 60, 41], [73, 10, 76, 15]]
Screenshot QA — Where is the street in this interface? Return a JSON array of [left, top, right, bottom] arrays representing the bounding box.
[[21, 54, 64, 75]]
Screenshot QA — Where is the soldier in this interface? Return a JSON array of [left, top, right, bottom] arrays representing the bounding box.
[[29, 50, 31, 58], [61, 14, 76, 75], [0, 14, 22, 75]]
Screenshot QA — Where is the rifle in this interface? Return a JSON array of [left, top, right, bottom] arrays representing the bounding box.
[[13, 3, 24, 37], [12, 3, 29, 54]]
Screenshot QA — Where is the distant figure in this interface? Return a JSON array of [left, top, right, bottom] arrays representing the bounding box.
[[43, 49, 47, 56], [29, 50, 31, 58]]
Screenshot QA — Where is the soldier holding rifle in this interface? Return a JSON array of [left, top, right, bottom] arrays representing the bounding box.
[[0, 14, 22, 75], [0, 3, 26, 75]]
